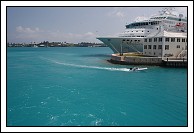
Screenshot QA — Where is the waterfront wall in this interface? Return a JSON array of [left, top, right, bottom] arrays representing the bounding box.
[[110, 54, 187, 67], [111, 54, 122, 61], [111, 54, 162, 65], [162, 60, 187, 67], [124, 56, 162, 65]]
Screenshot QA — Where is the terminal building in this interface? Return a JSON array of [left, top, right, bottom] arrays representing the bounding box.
[[143, 31, 187, 58]]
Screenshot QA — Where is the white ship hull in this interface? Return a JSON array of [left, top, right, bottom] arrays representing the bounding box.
[[96, 8, 187, 54], [97, 37, 143, 54]]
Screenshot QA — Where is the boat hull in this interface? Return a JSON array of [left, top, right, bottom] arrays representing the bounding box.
[[97, 37, 143, 54]]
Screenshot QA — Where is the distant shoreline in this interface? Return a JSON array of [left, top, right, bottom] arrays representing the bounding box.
[[7, 42, 107, 48]]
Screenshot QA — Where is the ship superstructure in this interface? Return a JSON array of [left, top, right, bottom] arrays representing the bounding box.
[[97, 8, 187, 55]]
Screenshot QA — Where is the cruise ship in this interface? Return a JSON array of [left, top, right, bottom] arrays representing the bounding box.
[[97, 8, 187, 55]]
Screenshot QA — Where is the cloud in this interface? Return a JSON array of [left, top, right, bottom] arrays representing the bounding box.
[[107, 8, 125, 18], [15, 26, 44, 41], [16, 26, 41, 33], [15, 26, 97, 43], [134, 16, 149, 22], [115, 11, 124, 18]]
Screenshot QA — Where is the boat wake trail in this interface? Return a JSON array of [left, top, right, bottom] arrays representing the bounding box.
[[40, 57, 130, 72]]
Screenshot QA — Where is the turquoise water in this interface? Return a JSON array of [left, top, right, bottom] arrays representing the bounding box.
[[7, 47, 187, 126]]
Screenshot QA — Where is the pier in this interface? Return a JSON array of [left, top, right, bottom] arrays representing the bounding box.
[[162, 58, 187, 67], [109, 53, 187, 68]]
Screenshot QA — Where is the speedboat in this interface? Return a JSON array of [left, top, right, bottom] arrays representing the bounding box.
[[129, 67, 147, 71]]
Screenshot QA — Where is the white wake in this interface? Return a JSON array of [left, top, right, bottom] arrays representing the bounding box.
[[40, 57, 131, 72]]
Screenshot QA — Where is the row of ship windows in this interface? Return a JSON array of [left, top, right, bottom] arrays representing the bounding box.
[[150, 17, 166, 19], [121, 36, 145, 37], [107, 39, 141, 42], [126, 21, 160, 28], [144, 38, 187, 42], [122, 39, 140, 42], [125, 30, 150, 33], [144, 45, 181, 50], [150, 16, 186, 22]]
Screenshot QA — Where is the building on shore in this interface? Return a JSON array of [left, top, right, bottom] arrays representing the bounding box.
[[143, 30, 187, 58]]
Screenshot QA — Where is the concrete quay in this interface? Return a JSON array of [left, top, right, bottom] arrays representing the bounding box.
[[109, 53, 187, 68]]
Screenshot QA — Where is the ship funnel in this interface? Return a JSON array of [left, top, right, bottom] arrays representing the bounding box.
[[179, 14, 183, 18]]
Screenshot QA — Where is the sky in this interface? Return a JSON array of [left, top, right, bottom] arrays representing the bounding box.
[[1, 1, 194, 132], [6, 5, 187, 44]]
